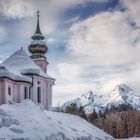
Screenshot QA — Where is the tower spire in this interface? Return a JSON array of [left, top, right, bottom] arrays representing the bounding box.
[[28, 10, 49, 73], [32, 10, 45, 40]]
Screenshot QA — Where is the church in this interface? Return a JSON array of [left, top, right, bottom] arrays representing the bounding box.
[[0, 11, 55, 110]]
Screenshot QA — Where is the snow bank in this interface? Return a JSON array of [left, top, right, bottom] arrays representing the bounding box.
[[0, 100, 114, 140]]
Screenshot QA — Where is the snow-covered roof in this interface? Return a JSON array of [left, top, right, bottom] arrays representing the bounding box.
[[0, 69, 32, 83], [2, 48, 54, 80]]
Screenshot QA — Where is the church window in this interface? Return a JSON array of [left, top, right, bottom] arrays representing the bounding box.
[[24, 87, 28, 99], [8, 86, 11, 96], [37, 86, 41, 103]]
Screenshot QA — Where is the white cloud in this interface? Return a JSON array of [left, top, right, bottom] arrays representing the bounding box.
[[67, 11, 140, 65], [0, 0, 110, 19], [0, 0, 34, 18], [121, 0, 140, 26], [57, 63, 82, 80]]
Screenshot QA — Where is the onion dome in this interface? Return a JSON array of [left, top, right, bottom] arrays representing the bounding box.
[[28, 11, 48, 59]]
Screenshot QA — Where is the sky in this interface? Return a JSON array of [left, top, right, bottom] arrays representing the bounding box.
[[0, 0, 140, 106]]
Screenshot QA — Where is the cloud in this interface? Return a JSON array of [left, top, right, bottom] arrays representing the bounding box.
[[0, 0, 34, 18], [121, 0, 140, 26], [57, 63, 82, 80], [67, 11, 140, 66], [52, 0, 140, 104], [0, 0, 113, 44], [0, 0, 110, 19]]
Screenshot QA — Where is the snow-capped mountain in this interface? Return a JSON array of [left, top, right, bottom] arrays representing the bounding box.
[[0, 100, 114, 140], [61, 84, 140, 114], [106, 84, 140, 108]]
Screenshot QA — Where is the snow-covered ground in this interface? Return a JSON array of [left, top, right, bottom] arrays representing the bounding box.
[[0, 100, 114, 140]]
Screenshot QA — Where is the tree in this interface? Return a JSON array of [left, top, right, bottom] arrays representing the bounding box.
[[65, 103, 86, 119]]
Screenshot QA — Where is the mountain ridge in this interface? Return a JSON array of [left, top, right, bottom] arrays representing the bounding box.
[[61, 84, 140, 114]]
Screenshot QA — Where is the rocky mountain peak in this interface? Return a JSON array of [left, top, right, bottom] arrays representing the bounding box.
[[81, 90, 94, 100], [113, 84, 133, 94]]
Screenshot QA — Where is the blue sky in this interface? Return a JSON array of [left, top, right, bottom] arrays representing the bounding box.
[[0, 0, 140, 105]]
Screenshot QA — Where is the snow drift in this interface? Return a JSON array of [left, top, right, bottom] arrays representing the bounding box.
[[0, 100, 114, 140]]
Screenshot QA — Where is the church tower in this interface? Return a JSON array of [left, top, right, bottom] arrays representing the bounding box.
[[28, 11, 49, 73]]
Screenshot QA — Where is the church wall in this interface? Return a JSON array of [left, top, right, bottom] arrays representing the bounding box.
[[0, 73, 53, 110], [34, 60, 48, 73], [0, 79, 5, 105], [32, 75, 54, 110], [5, 80, 13, 104], [19, 83, 31, 101], [32, 75, 45, 105], [0, 78, 31, 104]]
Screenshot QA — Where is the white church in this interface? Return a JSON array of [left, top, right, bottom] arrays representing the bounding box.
[[0, 11, 55, 110]]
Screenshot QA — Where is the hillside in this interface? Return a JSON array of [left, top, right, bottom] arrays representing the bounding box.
[[0, 100, 114, 140], [59, 84, 140, 139]]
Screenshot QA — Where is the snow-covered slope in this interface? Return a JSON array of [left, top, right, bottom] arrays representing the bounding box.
[[0, 100, 114, 140], [61, 84, 140, 114]]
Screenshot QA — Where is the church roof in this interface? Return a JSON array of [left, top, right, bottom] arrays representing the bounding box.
[[2, 48, 54, 80], [0, 65, 32, 83]]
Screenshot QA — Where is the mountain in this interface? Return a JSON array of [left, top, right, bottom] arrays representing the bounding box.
[[0, 100, 114, 140], [61, 84, 140, 114], [106, 84, 140, 108]]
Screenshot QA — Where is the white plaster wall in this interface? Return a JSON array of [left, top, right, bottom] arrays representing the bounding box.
[[32, 77, 37, 103], [0, 81, 1, 104], [13, 84, 18, 102], [0, 75, 54, 109], [20, 85, 24, 101], [32, 75, 54, 110]]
